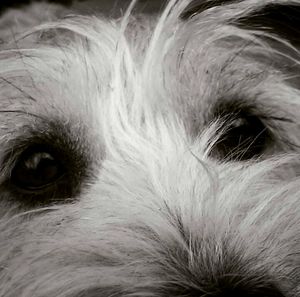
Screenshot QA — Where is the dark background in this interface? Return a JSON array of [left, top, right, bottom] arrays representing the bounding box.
[[0, 0, 164, 16], [0, 0, 77, 13]]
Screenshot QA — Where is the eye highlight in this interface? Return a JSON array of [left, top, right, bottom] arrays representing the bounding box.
[[11, 147, 65, 192]]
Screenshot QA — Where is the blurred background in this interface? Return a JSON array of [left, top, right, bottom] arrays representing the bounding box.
[[0, 0, 166, 15]]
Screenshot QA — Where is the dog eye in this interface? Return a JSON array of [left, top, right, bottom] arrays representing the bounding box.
[[213, 113, 270, 161], [11, 148, 65, 191]]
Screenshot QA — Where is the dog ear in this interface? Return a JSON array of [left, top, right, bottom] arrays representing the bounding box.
[[238, 3, 300, 47], [182, 1, 300, 47]]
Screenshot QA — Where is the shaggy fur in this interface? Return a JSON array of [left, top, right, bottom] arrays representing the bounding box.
[[0, 0, 300, 296]]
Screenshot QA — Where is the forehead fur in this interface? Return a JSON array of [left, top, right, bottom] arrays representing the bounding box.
[[1, 0, 299, 154]]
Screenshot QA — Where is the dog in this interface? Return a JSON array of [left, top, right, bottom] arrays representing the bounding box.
[[0, 0, 299, 296]]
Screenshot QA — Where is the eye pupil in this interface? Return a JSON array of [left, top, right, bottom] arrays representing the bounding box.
[[12, 150, 63, 191]]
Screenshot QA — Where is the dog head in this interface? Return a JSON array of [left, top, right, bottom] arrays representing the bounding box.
[[0, 1, 299, 296]]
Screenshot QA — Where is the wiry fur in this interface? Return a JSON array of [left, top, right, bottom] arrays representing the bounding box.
[[0, 0, 300, 296]]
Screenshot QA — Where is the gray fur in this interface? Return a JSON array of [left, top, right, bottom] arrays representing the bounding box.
[[0, 0, 299, 296]]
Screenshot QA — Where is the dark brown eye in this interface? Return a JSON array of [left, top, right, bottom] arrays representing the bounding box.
[[213, 112, 271, 161], [11, 148, 65, 191]]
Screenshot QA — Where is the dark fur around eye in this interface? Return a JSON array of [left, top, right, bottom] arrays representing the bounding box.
[[211, 103, 273, 161]]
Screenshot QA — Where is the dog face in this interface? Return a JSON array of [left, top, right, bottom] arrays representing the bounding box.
[[0, 1, 299, 296]]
